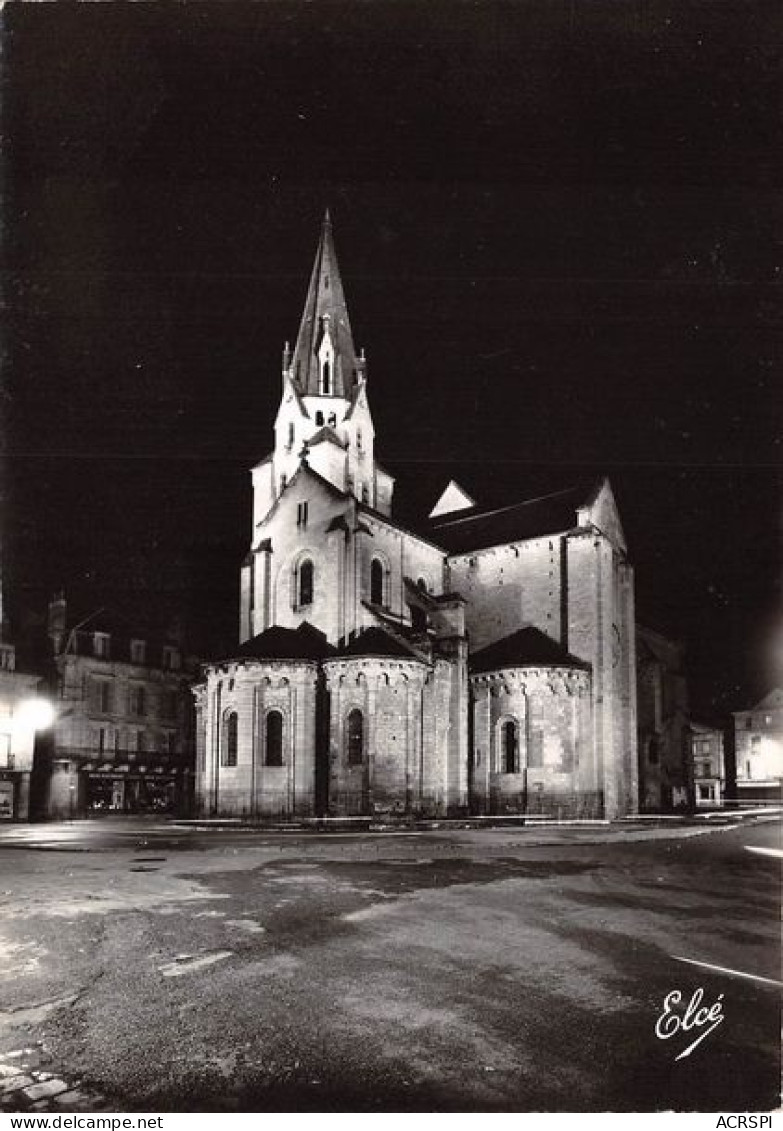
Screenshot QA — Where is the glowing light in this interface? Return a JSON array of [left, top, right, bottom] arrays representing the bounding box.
[[15, 698, 55, 731]]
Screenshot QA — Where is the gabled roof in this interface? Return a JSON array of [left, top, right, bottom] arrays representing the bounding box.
[[470, 627, 590, 674], [233, 623, 335, 662], [331, 627, 424, 662], [429, 479, 477, 519], [429, 481, 600, 554]]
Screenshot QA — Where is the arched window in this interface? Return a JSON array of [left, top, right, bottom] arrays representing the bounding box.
[[322, 360, 331, 395], [417, 577, 428, 593], [298, 559, 314, 607], [502, 720, 518, 774], [222, 712, 238, 767], [265, 710, 283, 767], [315, 411, 324, 426], [347, 709, 364, 766], [370, 558, 384, 606]]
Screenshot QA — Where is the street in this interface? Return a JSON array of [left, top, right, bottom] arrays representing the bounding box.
[[0, 816, 780, 1113]]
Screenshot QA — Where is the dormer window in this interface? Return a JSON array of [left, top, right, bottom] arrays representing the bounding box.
[[94, 633, 110, 659]]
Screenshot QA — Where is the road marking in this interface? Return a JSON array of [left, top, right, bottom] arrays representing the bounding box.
[[744, 845, 783, 859], [672, 955, 783, 988], [158, 951, 233, 977]]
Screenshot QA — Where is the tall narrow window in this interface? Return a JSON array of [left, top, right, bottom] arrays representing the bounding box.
[[347, 709, 364, 766], [298, 559, 314, 607], [297, 501, 309, 528], [322, 360, 331, 395], [370, 559, 384, 606], [223, 712, 238, 767], [410, 604, 427, 632], [315, 411, 324, 426], [502, 721, 518, 774], [266, 711, 283, 767], [287, 422, 295, 448]]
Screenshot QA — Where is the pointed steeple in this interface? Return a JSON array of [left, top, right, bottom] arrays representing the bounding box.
[[286, 210, 365, 399]]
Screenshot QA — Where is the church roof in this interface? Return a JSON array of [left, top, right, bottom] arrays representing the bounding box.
[[470, 627, 590, 673], [288, 210, 362, 400], [332, 627, 424, 661], [233, 623, 335, 662], [428, 481, 600, 554], [305, 425, 347, 450]]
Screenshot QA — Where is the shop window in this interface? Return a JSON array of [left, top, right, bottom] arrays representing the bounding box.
[[222, 712, 238, 767], [347, 709, 364, 766], [502, 720, 518, 774], [265, 711, 283, 766], [298, 559, 314, 608]]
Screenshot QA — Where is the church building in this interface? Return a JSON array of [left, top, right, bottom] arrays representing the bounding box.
[[194, 213, 638, 820]]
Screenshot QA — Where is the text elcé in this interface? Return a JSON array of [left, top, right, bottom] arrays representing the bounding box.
[[655, 987, 725, 1061]]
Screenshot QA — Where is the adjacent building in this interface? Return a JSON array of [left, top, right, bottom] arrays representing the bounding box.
[[690, 722, 725, 807], [636, 624, 691, 811], [0, 635, 44, 820], [732, 689, 783, 803], [39, 597, 195, 818], [195, 213, 639, 821]]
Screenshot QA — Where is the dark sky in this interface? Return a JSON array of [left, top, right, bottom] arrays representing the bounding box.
[[3, 1, 781, 718]]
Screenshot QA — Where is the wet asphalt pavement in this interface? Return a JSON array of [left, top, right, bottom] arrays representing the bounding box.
[[0, 816, 780, 1113]]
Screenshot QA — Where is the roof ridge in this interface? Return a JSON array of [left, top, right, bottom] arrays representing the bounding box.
[[429, 484, 587, 529]]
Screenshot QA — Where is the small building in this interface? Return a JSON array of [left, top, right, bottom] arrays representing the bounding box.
[[0, 638, 44, 820], [636, 624, 692, 811], [690, 722, 725, 807], [39, 597, 195, 818], [732, 689, 783, 804]]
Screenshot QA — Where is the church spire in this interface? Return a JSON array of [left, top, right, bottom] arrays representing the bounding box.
[[285, 210, 365, 398]]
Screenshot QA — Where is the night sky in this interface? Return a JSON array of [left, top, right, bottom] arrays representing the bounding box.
[[3, 1, 781, 719]]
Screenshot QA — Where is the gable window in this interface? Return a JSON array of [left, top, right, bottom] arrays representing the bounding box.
[[370, 559, 385, 606], [347, 709, 364, 766], [357, 428, 363, 451], [280, 474, 287, 492], [297, 501, 309, 528], [502, 720, 518, 774], [222, 712, 238, 767], [287, 422, 295, 449], [417, 577, 428, 593], [328, 412, 337, 427], [297, 559, 314, 608], [265, 710, 284, 766], [315, 411, 324, 426], [361, 484, 369, 504]]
